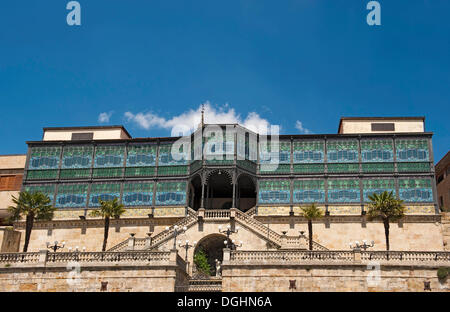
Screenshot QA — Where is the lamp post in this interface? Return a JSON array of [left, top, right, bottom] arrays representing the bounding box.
[[46, 241, 65, 252], [230, 239, 243, 250], [218, 224, 239, 248], [179, 240, 197, 262], [166, 225, 188, 250], [349, 240, 374, 251]]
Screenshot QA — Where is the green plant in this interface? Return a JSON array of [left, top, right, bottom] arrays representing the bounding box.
[[194, 248, 211, 276], [89, 198, 126, 251], [301, 203, 323, 251], [437, 267, 449, 281], [5, 264, 11, 268], [8, 191, 56, 252], [367, 191, 405, 251]]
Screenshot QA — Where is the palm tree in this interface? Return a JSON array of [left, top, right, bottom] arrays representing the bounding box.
[[8, 191, 56, 252], [301, 203, 323, 251], [367, 191, 405, 251], [89, 198, 125, 251]]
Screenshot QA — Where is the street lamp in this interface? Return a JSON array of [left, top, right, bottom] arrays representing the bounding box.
[[230, 239, 243, 250], [349, 240, 374, 251], [179, 240, 197, 262], [218, 224, 239, 242], [166, 225, 188, 250], [46, 241, 65, 252]]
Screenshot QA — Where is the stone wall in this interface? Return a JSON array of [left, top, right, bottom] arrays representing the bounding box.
[[221, 264, 450, 292], [0, 227, 21, 252], [256, 216, 444, 251], [0, 251, 189, 292]]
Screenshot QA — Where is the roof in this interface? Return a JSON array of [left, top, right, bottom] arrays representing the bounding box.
[[338, 117, 425, 133], [436, 151, 450, 173], [42, 125, 132, 139]]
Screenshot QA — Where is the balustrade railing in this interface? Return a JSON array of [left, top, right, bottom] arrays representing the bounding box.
[[46, 251, 172, 263], [360, 251, 450, 262], [0, 252, 40, 264], [230, 250, 354, 262], [204, 209, 230, 219]]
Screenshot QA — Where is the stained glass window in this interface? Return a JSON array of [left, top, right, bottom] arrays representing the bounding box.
[[26, 170, 58, 180], [258, 180, 290, 204], [293, 180, 325, 203], [260, 164, 291, 174], [122, 182, 154, 206], [92, 167, 123, 178], [361, 139, 393, 162], [158, 144, 188, 166], [293, 140, 324, 163], [157, 166, 188, 176], [327, 140, 359, 163], [55, 184, 89, 208], [155, 181, 187, 206], [327, 179, 360, 203], [293, 164, 325, 174], [28, 146, 61, 170], [126, 144, 157, 167], [397, 162, 430, 173], [327, 163, 359, 173], [396, 139, 429, 162], [259, 141, 291, 164], [94, 145, 125, 168], [24, 184, 55, 202], [398, 178, 433, 202], [125, 167, 155, 177], [60, 169, 91, 179], [362, 179, 395, 202], [89, 183, 121, 207], [361, 163, 394, 173], [61, 145, 93, 169]]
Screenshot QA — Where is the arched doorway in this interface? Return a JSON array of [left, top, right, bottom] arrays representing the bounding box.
[[205, 170, 233, 209], [188, 174, 202, 210], [237, 174, 256, 212], [193, 234, 230, 277]]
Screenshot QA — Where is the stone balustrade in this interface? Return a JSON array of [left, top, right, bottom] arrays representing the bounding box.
[[225, 249, 450, 265]]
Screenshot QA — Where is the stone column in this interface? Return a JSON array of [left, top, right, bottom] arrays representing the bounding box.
[[232, 171, 236, 208]]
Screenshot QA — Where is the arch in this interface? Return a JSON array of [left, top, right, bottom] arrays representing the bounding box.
[[193, 233, 231, 277], [204, 169, 233, 209], [237, 173, 257, 212], [188, 174, 202, 210]]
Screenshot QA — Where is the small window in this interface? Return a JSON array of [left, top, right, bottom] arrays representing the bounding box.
[[437, 175, 444, 184], [371, 123, 395, 131], [71, 132, 94, 140]]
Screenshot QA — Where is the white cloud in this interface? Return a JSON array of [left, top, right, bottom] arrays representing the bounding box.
[[295, 120, 311, 134], [98, 111, 113, 123], [124, 101, 276, 135]]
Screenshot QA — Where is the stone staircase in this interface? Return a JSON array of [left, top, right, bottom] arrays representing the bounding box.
[[108, 207, 328, 252], [442, 212, 450, 251]]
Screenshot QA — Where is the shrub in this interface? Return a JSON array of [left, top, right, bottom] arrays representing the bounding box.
[[437, 267, 449, 281], [194, 248, 211, 276]]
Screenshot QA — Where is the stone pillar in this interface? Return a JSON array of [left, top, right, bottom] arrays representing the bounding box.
[[39, 250, 48, 264], [145, 233, 153, 249], [198, 208, 205, 220], [127, 233, 136, 251], [170, 249, 178, 262], [222, 248, 231, 262], [353, 248, 361, 263]]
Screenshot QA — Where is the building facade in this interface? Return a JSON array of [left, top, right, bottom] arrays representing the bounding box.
[[1, 117, 445, 264], [436, 151, 450, 212]]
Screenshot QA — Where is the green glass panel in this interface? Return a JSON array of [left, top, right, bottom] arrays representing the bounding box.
[[26, 170, 58, 180], [60, 169, 91, 179], [327, 163, 359, 173], [361, 163, 394, 173], [293, 164, 325, 173], [92, 168, 123, 178], [260, 164, 291, 174], [397, 162, 430, 172], [125, 167, 155, 177], [157, 166, 188, 176]]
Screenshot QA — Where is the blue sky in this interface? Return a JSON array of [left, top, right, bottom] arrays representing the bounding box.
[[0, 1, 449, 162]]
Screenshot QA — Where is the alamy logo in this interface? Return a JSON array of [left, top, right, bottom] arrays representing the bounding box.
[[67, 1, 81, 26], [367, 1, 381, 26]]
